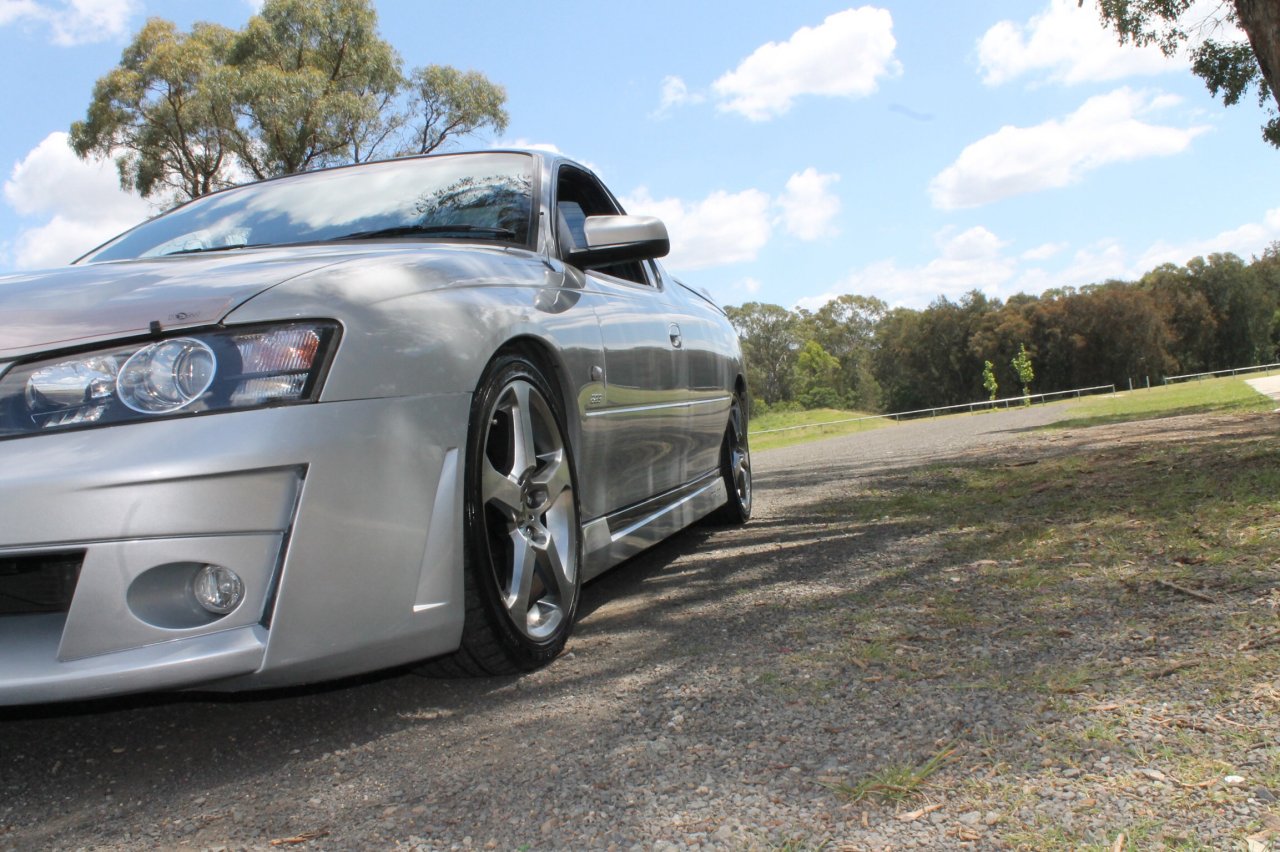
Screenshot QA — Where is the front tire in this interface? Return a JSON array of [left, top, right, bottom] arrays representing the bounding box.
[[426, 355, 581, 676], [707, 394, 752, 525]]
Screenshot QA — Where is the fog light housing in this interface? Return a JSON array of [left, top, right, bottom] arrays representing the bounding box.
[[191, 565, 244, 615]]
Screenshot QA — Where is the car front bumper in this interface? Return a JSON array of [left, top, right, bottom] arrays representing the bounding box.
[[0, 394, 470, 705]]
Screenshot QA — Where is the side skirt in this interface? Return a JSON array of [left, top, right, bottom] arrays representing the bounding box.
[[580, 470, 727, 582]]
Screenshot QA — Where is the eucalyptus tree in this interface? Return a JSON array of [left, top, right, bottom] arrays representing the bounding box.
[[228, 0, 404, 178], [69, 18, 240, 200], [798, 293, 886, 410], [71, 0, 509, 202], [405, 65, 509, 155], [724, 302, 802, 405]]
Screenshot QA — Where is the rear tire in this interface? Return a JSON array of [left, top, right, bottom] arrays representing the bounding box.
[[421, 354, 581, 676], [707, 394, 752, 525]]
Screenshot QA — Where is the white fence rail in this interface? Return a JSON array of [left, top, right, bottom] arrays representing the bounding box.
[[751, 383, 1117, 436], [1163, 362, 1280, 384]]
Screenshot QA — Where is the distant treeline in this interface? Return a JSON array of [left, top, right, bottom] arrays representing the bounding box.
[[727, 247, 1280, 414]]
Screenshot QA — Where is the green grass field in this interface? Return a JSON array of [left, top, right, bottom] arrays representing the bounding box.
[[748, 406, 889, 451], [748, 374, 1276, 451], [1049, 373, 1276, 428]]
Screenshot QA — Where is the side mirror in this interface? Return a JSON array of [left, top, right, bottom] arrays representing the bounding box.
[[567, 215, 670, 270]]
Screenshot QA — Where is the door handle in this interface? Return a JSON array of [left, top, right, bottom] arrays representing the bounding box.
[[668, 322, 683, 349]]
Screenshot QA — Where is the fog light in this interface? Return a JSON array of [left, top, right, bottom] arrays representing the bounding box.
[[191, 565, 244, 615]]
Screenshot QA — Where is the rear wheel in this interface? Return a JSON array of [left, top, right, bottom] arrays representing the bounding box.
[[707, 394, 752, 525], [424, 355, 581, 676]]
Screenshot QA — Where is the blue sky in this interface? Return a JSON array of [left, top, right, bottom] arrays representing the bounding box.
[[2, 0, 1277, 310]]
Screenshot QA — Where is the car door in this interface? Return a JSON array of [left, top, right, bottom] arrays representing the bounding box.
[[554, 166, 693, 516], [655, 268, 737, 482]]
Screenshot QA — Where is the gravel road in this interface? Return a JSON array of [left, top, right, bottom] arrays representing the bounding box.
[[1, 403, 1275, 850]]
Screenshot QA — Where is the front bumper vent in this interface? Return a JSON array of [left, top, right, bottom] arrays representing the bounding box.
[[0, 552, 83, 615]]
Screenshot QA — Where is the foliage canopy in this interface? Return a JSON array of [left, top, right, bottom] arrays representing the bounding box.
[[1088, 0, 1280, 147], [70, 0, 508, 202]]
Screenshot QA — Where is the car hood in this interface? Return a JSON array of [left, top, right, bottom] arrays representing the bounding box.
[[0, 244, 515, 360]]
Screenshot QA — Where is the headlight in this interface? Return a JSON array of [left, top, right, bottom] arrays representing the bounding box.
[[117, 338, 217, 413], [0, 321, 340, 439]]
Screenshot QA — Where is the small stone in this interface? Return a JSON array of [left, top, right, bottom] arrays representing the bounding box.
[[1062, 767, 1082, 779], [984, 811, 1001, 826], [1225, 775, 1246, 785], [1254, 786, 1277, 803], [959, 811, 982, 826]]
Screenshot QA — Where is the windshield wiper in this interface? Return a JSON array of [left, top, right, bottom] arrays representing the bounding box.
[[163, 243, 267, 256], [332, 224, 518, 242]]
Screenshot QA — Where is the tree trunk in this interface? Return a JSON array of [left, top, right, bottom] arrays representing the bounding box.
[[1234, 0, 1280, 112]]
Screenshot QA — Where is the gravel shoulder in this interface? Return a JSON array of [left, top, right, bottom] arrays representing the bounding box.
[[1, 404, 1277, 850]]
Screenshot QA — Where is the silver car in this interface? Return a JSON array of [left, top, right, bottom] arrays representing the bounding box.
[[0, 150, 751, 705]]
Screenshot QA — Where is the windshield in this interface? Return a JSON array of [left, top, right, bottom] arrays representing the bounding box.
[[81, 152, 537, 263]]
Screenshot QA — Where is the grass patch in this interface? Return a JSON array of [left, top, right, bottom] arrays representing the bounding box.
[[823, 418, 1280, 575], [1051, 374, 1274, 428], [749, 406, 889, 450], [748, 375, 1273, 453], [830, 745, 958, 803]]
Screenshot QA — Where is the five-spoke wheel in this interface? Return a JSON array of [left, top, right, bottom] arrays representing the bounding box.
[[477, 373, 578, 644], [434, 354, 581, 675]]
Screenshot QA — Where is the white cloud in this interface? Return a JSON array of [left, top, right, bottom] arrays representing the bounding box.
[[1022, 241, 1068, 261], [622, 186, 772, 270], [712, 7, 900, 121], [4, 131, 151, 269], [0, 1, 40, 25], [1012, 238, 1132, 295], [794, 204, 1280, 311], [977, 0, 1177, 86], [492, 139, 601, 175], [497, 138, 564, 156], [777, 168, 840, 240], [655, 75, 704, 115], [797, 225, 1016, 310], [0, 0, 138, 46], [622, 167, 841, 271], [930, 88, 1208, 209], [1138, 207, 1280, 270], [921, 225, 1015, 289], [1014, 208, 1280, 294]]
